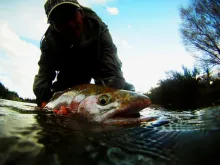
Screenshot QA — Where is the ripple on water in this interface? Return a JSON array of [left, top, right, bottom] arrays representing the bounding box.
[[0, 100, 220, 165]]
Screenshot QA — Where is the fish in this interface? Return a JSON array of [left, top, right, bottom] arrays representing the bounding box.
[[43, 84, 154, 125]]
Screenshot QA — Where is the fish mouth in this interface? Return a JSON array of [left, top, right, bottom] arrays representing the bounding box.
[[111, 111, 141, 118], [103, 98, 153, 125], [110, 105, 143, 118]]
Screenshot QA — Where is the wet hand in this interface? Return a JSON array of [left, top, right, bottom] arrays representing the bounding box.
[[40, 102, 47, 109], [34, 102, 47, 110]]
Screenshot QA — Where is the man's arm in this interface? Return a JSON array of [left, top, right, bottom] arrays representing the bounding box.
[[94, 22, 127, 89], [33, 38, 56, 107]]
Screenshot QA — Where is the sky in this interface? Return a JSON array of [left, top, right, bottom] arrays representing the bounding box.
[[0, 0, 195, 99]]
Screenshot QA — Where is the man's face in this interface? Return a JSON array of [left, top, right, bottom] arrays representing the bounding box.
[[50, 5, 84, 38]]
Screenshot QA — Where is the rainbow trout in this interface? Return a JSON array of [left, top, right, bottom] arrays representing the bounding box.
[[43, 84, 153, 125]]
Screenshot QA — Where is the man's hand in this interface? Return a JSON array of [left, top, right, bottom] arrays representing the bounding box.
[[40, 101, 47, 109], [34, 101, 47, 111]]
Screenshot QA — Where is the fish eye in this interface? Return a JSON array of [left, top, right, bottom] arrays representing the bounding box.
[[98, 95, 110, 106], [100, 98, 107, 105]]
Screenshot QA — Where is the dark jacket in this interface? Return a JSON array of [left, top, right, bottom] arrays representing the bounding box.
[[33, 7, 133, 106]]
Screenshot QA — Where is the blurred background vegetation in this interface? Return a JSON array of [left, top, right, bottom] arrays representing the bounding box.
[[0, 82, 35, 103], [146, 66, 220, 110]]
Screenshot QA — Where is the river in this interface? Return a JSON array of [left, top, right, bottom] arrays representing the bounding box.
[[0, 99, 220, 165]]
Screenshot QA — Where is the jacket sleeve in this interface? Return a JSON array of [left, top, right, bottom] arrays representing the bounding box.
[[33, 38, 56, 106], [94, 22, 126, 89]]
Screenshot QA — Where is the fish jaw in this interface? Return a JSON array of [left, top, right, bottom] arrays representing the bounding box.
[[101, 91, 152, 125], [113, 91, 151, 116]]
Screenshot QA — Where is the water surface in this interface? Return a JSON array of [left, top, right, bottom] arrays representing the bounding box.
[[0, 99, 220, 165]]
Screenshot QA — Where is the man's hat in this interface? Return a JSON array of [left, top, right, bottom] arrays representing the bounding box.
[[45, 0, 81, 22]]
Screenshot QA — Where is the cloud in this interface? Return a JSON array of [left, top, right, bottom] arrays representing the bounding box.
[[79, 0, 113, 6], [0, 0, 117, 41], [120, 52, 195, 93], [0, 23, 40, 98], [0, 1, 48, 41], [106, 6, 119, 15], [79, 0, 119, 15], [111, 35, 134, 51], [110, 33, 195, 93]]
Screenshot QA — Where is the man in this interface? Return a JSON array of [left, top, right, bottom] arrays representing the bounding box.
[[33, 0, 135, 108]]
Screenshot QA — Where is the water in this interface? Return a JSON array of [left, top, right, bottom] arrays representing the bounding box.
[[0, 99, 220, 165]]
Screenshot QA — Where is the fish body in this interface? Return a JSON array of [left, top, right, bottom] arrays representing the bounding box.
[[44, 84, 153, 125]]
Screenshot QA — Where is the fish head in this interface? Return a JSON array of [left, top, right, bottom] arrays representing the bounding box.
[[77, 89, 151, 125]]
